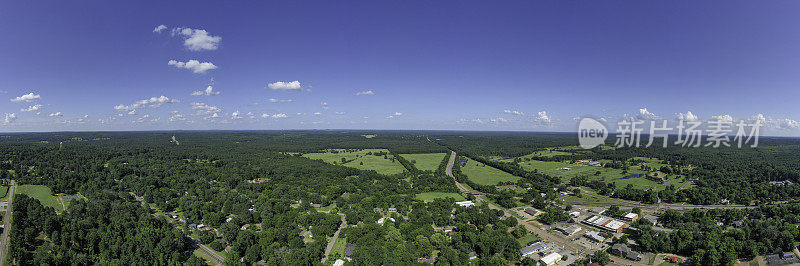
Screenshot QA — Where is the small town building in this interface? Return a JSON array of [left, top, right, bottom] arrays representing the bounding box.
[[583, 215, 626, 233], [524, 208, 541, 216], [539, 252, 563, 266], [520, 242, 548, 256], [555, 224, 582, 236], [766, 251, 800, 266], [456, 201, 475, 207], [622, 212, 639, 222], [589, 207, 606, 215], [610, 243, 641, 261], [584, 231, 606, 243]]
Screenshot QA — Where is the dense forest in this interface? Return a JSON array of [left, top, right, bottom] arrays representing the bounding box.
[[4, 131, 800, 265]]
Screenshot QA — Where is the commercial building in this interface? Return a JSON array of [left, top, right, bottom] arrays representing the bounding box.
[[520, 242, 548, 256], [584, 231, 606, 242], [583, 215, 626, 233], [555, 224, 582, 236], [621, 212, 639, 222], [456, 201, 475, 207], [539, 252, 563, 266]]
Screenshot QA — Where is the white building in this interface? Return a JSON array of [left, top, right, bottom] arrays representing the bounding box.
[[540, 252, 563, 266], [456, 201, 475, 207]]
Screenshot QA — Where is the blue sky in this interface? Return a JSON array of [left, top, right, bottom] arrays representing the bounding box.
[[1, 1, 800, 135]]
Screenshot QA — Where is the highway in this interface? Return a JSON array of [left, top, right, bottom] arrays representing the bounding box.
[[0, 181, 15, 265]]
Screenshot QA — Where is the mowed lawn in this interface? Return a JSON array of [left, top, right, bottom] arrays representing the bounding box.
[[400, 153, 447, 171], [415, 192, 466, 202], [460, 158, 520, 186], [303, 149, 406, 175], [511, 158, 686, 191], [15, 185, 64, 212]]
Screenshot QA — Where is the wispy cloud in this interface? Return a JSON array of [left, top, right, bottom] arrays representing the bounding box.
[[153, 25, 167, 33], [191, 85, 220, 96], [115, 96, 178, 112], [355, 90, 375, 96]]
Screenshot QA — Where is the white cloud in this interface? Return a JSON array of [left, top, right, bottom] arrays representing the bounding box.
[[536, 111, 551, 123], [268, 98, 293, 103], [77, 114, 88, 123], [21, 104, 43, 112], [394, 112, 403, 116], [295, 112, 305, 116], [262, 113, 288, 119], [712, 114, 733, 122], [321, 102, 329, 110], [355, 90, 375, 96], [268, 81, 302, 91], [190, 102, 221, 116], [115, 96, 178, 111], [169, 114, 186, 122], [3, 113, 16, 124], [191, 85, 220, 96], [231, 110, 243, 120], [313, 112, 321, 116], [503, 110, 524, 116], [335, 112, 346, 115], [677, 111, 699, 122], [168, 60, 218, 74], [48, 112, 62, 117], [10, 92, 40, 102], [171, 27, 221, 51], [153, 25, 167, 33], [637, 108, 658, 120]]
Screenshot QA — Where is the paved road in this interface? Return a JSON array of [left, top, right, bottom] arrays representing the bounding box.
[[444, 153, 590, 256], [0, 181, 15, 265], [445, 151, 484, 196], [321, 213, 347, 263]]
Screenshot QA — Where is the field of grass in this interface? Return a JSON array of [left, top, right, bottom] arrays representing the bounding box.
[[329, 236, 348, 261], [415, 192, 466, 202], [460, 157, 520, 186], [516, 234, 542, 246], [510, 157, 686, 192], [400, 153, 447, 171], [192, 249, 215, 265], [0, 186, 9, 201], [15, 185, 65, 212], [303, 149, 406, 175]]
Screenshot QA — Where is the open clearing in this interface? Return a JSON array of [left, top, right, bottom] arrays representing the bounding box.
[[303, 149, 406, 175], [0, 186, 8, 201], [415, 192, 466, 202], [504, 155, 686, 191], [15, 185, 65, 212], [400, 153, 447, 171], [460, 157, 520, 185]]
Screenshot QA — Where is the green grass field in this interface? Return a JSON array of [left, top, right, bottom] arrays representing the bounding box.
[[460, 157, 520, 185], [329, 236, 348, 261], [400, 153, 447, 171], [415, 192, 466, 202], [0, 186, 9, 201], [509, 157, 686, 192], [303, 149, 406, 175], [15, 185, 65, 212], [192, 249, 215, 265], [516, 234, 542, 246]]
